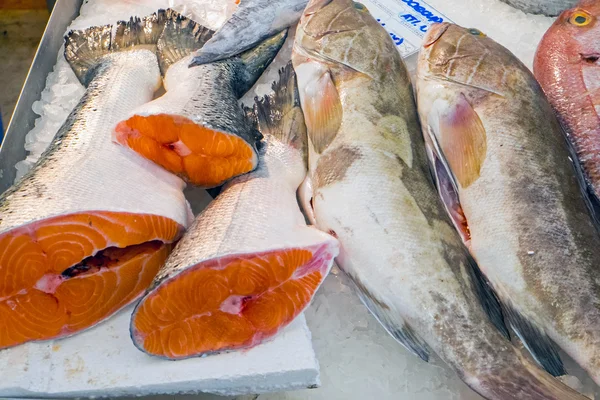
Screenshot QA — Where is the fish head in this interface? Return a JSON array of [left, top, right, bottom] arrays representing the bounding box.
[[416, 23, 533, 193], [293, 0, 405, 157], [541, 1, 600, 66], [293, 0, 399, 80]]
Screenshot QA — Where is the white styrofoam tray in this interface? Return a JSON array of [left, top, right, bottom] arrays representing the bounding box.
[[0, 307, 318, 398]]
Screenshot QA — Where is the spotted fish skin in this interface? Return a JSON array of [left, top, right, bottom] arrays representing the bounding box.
[[417, 22, 600, 389], [190, 0, 308, 66], [129, 63, 338, 360], [499, 0, 577, 16], [292, 2, 588, 399], [0, 17, 190, 349], [535, 0, 600, 208]]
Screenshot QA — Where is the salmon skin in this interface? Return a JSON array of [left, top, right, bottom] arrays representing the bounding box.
[[114, 9, 287, 188], [417, 22, 600, 389], [499, 0, 578, 16], [130, 63, 338, 359], [0, 15, 191, 350], [189, 0, 308, 66], [293, 2, 589, 399], [534, 0, 600, 210]]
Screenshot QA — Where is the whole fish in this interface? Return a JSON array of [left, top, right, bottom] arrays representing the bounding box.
[[499, 0, 578, 16], [293, 1, 586, 399], [189, 0, 307, 66], [130, 63, 339, 359], [114, 10, 287, 188], [417, 22, 600, 387], [0, 15, 191, 349], [534, 0, 600, 207]]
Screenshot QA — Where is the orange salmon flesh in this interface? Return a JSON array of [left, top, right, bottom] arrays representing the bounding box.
[[0, 212, 182, 349], [131, 246, 332, 359], [115, 114, 255, 187]]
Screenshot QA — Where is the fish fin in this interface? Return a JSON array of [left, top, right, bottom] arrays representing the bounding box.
[[64, 24, 112, 85], [206, 186, 223, 199], [156, 9, 214, 75], [559, 122, 600, 230], [435, 94, 487, 188], [190, 0, 304, 66], [253, 62, 307, 154], [299, 176, 316, 225], [423, 125, 471, 244], [503, 304, 566, 377], [465, 254, 510, 339], [300, 68, 342, 154], [229, 29, 289, 97], [350, 276, 430, 362], [64, 12, 166, 85]]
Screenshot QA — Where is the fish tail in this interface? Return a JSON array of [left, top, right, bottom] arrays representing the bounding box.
[[469, 352, 589, 400], [252, 62, 307, 154], [64, 11, 166, 85], [233, 30, 288, 97], [156, 9, 214, 75]]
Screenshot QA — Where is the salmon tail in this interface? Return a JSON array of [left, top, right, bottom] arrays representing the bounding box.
[[64, 11, 166, 85], [233, 29, 289, 97], [252, 62, 307, 155], [468, 351, 589, 400], [156, 9, 214, 75]]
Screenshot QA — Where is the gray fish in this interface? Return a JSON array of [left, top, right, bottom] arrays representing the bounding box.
[[0, 15, 191, 349], [114, 10, 287, 188], [189, 0, 307, 66], [292, 1, 588, 399], [129, 63, 338, 360], [417, 22, 600, 388], [499, 0, 578, 16]]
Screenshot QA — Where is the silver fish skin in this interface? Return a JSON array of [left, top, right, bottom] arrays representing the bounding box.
[[0, 16, 190, 348], [114, 22, 288, 188], [129, 63, 338, 359], [499, 0, 578, 16], [292, 1, 587, 399], [416, 22, 600, 387], [190, 0, 308, 66]]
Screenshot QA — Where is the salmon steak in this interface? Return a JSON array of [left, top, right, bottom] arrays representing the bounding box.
[[0, 15, 191, 349], [114, 10, 287, 188], [130, 63, 339, 359]]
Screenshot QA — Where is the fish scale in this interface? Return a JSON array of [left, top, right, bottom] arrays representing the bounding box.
[[294, 1, 588, 399], [130, 63, 339, 360], [417, 21, 600, 394], [0, 16, 189, 350]]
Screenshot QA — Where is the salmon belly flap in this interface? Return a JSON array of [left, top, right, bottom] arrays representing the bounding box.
[[131, 243, 335, 359], [115, 114, 256, 188], [0, 211, 183, 349]]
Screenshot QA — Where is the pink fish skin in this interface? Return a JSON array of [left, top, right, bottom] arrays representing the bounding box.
[[534, 0, 600, 203]]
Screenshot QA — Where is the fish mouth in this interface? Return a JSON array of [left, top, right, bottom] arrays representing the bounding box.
[[423, 22, 451, 48], [581, 53, 600, 64]]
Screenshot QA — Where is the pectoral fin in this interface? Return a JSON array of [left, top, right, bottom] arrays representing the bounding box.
[[295, 61, 342, 154], [299, 176, 317, 225], [435, 94, 487, 189], [350, 275, 430, 362]]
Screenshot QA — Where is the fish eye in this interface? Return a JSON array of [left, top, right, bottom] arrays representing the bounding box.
[[353, 2, 367, 11], [569, 10, 592, 26], [468, 28, 485, 36]]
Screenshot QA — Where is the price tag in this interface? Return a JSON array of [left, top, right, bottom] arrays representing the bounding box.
[[360, 0, 452, 58]]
